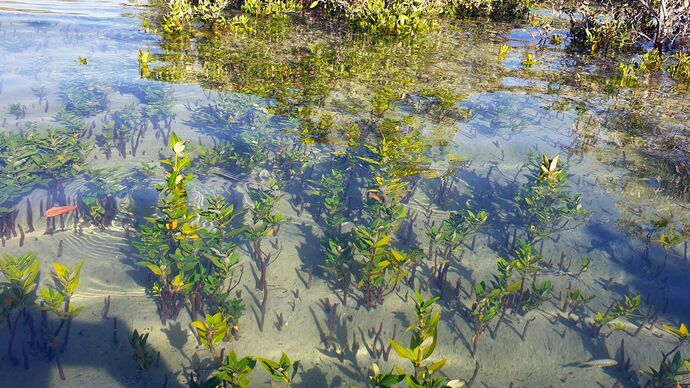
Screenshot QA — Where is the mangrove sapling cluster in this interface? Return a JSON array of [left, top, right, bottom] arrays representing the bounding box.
[[189, 350, 300, 387], [308, 114, 474, 309], [0, 255, 86, 379], [159, 0, 256, 34], [368, 292, 464, 388], [347, 130, 437, 308], [469, 155, 586, 349], [155, 0, 530, 37], [245, 178, 286, 331], [135, 132, 245, 326], [470, 240, 550, 348]]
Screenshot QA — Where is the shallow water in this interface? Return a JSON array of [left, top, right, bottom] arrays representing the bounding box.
[[1, 1, 690, 387]]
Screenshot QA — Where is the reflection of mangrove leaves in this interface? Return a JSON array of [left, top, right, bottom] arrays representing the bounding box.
[[146, 17, 503, 135]]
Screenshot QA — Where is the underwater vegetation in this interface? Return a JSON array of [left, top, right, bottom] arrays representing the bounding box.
[[59, 80, 109, 118], [78, 169, 127, 228], [0, 130, 90, 243], [3, 2, 690, 386]]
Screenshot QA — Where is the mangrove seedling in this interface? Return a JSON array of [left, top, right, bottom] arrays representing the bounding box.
[[79, 168, 126, 227], [427, 210, 488, 298], [129, 329, 154, 371], [562, 287, 594, 318], [41, 260, 85, 352], [244, 178, 286, 330], [515, 154, 583, 247], [641, 351, 690, 387], [522, 53, 542, 68], [191, 312, 228, 365], [0, 254, 40, 364], [592, 294, 642, 336], [375, 292, 463, 387], [205, 350, 257, 387], [39, 260, 85, 380]]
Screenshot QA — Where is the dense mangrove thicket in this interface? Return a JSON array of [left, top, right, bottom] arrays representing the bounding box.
[[553, 0, 689, 53], [153, 0, 689, 51], [155, 0, 530, 35]]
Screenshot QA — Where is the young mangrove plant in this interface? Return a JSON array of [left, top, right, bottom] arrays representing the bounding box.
[[245, 177, 286, 331], [0, 254, 40, 365], [39, 260, 85, 380], [641, 351, 690, 387], [349, 130, 436, 308], [135, 132, 244, 325], [369, 292, 464, 387], [515, 154, 584, 251], [192, 312, 228, 365], [312, 168, 355, 304], [470, 240, 550, 345], [78, 168, 126, 228], [638, 322, 690, 386], [591, 294, 642, 336], [129, 329, 154, 371], [426, 209, 487, 298], [0, 130, 90, 240], [193, 350, 257, 387]]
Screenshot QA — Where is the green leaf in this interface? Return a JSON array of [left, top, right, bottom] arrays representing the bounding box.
[[169, 132, 181, 150], [144, 264, 163, 276], [390, 339, 415, 361], [427, 358, 446, 374]]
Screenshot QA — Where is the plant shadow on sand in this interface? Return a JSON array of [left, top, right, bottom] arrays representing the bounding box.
[[0, 316, 176, 387]]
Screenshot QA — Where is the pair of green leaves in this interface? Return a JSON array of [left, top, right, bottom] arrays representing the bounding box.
[[257, 352, 300, 386]]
